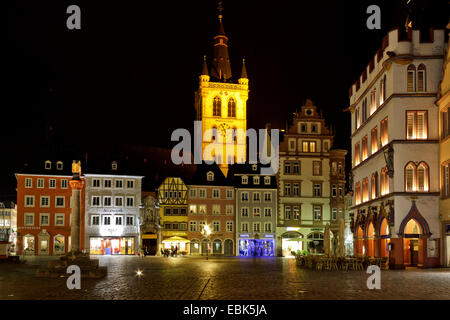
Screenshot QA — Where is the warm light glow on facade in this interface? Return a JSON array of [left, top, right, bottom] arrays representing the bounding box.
[[371, 127, 378, 154], [355, 181, 361, 205], [361, 136, 368, 161], [362, 178, 369, 203], [380, 167, 389, 196], [380, 117, 388, 146], [354, 142, 361, 166]]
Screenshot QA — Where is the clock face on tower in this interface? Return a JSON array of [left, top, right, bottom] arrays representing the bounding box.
[[217, 122, 231, 137]]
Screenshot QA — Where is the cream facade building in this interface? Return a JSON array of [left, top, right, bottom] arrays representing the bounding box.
[[349, 28, 447, 268], [276, 100, 347, 257], [437, 23, 450, 267]]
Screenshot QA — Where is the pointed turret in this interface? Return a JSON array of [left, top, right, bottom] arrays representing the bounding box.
[[210, 1, 232, 82], [240, 58, 247, 79], [202, 55, 209, 76]]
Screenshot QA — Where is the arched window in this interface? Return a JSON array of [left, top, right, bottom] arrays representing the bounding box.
[[371, 172, 378, 199], [379, 77, 385, 105], [227, 97, 236, 117], [417, 162, 429, 191], [417, 64, 426, 92], [407, 64, 415, 92], [381, 167, 389, 195], [405, 162, 416, 191], [355, 181, 361, 205], [206, 171, 214, 182], [362, 178, 369, 203], [213, 96, 221, 116]]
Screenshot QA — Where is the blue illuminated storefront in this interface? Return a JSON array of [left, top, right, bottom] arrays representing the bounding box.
[[238, 235, 275, 257]]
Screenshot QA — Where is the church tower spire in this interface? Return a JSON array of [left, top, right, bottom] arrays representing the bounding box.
[[195, 1, 249, 177], [210, 1, 232, 82]]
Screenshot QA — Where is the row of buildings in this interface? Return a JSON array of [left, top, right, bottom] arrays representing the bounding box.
[[7, 6, 450, 269], [13, 99, 348, 259], [347, 26, 450, 268]]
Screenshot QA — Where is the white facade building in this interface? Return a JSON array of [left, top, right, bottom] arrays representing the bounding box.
[[84, 169, 143, 255], [348, 28, 447, 268]]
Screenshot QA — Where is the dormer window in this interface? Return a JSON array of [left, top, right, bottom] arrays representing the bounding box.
[[264, 176, 271, 185], [242, 176, 248, 184], [56, 161, 63, 170], [112, 161, 118, 170], [252, 164, 258, 171], [207, 171, 214, 182], [253, 176, 260, 185], [44, 160, 51, 170]]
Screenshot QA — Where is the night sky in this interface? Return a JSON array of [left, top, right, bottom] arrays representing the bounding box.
[[4, 0, 448, 195]]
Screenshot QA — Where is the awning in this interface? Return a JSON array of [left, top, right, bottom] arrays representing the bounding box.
[[162, 236, 190, 243]]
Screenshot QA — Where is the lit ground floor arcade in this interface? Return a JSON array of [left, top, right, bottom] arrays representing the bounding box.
[[353, 199, 441, 269]]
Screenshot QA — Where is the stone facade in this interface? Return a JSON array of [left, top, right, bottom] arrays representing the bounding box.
[[84, 173, 143, 255], [349, 28, 447, 268], [229, 163, 277, 257], [277, 101, 347, 257]]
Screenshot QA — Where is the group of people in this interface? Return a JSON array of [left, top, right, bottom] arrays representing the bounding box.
[[161, 245, 178, 257]]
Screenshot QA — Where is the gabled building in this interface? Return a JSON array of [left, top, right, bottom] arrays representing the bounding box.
[[187, 163, 235, 256], [277, 100, 347, 257], [348, 28, 447, 268], [15, 159, 84, 256], [0, 200, 17, 253], [157, 177, 189, 254], [228, 163, 277, 257]]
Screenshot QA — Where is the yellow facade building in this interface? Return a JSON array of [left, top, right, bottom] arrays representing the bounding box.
[[438, 24, 450, 267], [157, 177, 189, 254], [194, 6, 248, 177]]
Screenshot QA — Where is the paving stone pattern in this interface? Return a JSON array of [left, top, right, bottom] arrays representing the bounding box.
[[0, 256, 449, 300]]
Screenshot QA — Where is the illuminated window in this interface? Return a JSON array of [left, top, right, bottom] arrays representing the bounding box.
[[361, 136, 368, 161], [302, 141, 308, 152], [355, 181, 361, 205], [309, 142, 316, 152], [417, 64, 426, 92], [362, 178, 369, 203], [354, 142, 361, 166], [253, 207, 261, 217], [380, 117, 388, 146], [371, 127, 378, 154], [227, 97, 236, 117], [407, 65, 415, 92], [355, 107, 361, 129], [213, 96, 221, 116], [379, 76, 385, 105], [406, 111, 427, 140], [405, 162, 415, 191], [370, 89, 377, 115], [293, 206, 300, 220], [381, 168, 389, 195], [371, 172, 378, 199], [417, 162, 429, 191]]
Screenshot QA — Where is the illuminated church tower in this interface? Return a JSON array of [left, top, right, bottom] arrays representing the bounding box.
[[194, 2, 248, 177]]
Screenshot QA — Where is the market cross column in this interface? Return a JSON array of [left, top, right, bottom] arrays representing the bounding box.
[[69, 160, 84, 256]]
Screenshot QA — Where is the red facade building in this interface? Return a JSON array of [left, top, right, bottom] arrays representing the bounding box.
[[16, 160, 85, 255]]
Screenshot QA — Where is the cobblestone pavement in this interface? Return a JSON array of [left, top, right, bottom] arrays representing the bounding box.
[[0, 256, 449, 300]]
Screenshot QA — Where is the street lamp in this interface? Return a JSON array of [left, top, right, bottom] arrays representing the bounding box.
[[202, 225, 211, 260]]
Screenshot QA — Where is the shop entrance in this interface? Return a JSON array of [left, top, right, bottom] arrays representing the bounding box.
[[90, 237, 135, 255], [281, 232, 303, 257], [403, 219, 422, 267]]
